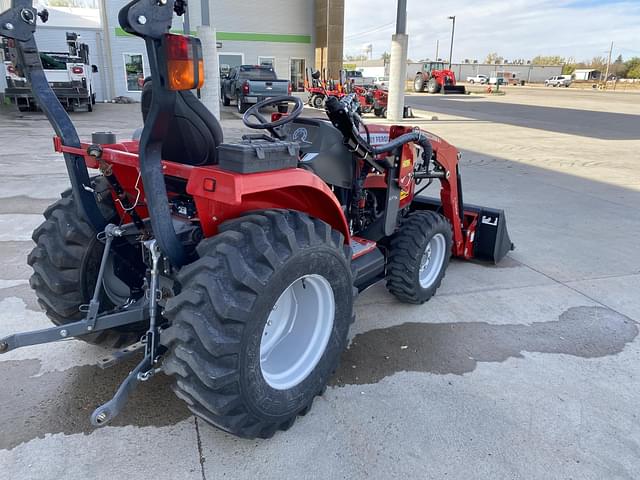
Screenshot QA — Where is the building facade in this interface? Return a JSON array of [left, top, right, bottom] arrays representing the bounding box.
[[1, 0, 345, 101]]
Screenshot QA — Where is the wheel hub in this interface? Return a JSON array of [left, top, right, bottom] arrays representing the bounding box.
[[418, 233, 447, 289], [260, 274, 335, 390]]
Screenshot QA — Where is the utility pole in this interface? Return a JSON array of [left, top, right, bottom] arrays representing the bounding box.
[[435, 39, 439, 61], [448, 15, 456, 69], [603, 41, 613, 88], [198, 1, 220, 118], [387, 0, 408, 121], [98, 0, 115, 101]]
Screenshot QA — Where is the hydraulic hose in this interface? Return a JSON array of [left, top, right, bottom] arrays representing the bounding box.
[[371, 131, 433, 164]]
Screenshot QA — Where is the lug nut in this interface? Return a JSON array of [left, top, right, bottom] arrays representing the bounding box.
[[95, 412, 108, 424], [137, 15, 147, 25], [60, 329, 68, 338], [3, 23, 14, 31]]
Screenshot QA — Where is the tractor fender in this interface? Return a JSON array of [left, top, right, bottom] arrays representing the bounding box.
[[188, 167, 350, 242]]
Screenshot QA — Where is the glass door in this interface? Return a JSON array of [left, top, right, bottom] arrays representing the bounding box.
[[290, 58, 305, 92]]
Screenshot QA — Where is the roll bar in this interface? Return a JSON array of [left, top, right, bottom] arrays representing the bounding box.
[[0, 0, 106, 231], [118, 0, 188, 267]]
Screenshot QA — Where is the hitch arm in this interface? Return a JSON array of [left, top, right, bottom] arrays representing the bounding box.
[[0, 305, 148, 354]]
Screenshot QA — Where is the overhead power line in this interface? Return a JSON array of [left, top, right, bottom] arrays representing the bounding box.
[[344, 22, 395, 40]]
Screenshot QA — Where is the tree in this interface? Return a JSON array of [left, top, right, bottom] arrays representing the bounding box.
[[611, 54, 627, 77], [380, 52, 391, 64], [625, 57, 640, 78], [484, 52, 503, 64], [589, 56, 607, 71], [531, 55, 565, 65]]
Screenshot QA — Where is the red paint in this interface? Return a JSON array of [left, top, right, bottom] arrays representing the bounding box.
[[53, 118, 479, 260]]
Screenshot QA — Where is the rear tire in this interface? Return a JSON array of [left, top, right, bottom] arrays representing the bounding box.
[[162, 210, 353, 439], [222, 94, 230, 106], [386, 211, 452, 304], [28, 177, 146, 347], [237, 96, 248, 114], [311, 94, 325, 109]]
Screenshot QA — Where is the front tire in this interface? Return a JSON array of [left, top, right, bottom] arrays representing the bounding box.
[[222, 94, 230, 106], [427, 78, 441, 94], [386, 211, 452, 304], [162, 210, 353, 439], [414, 75, 425, 92]]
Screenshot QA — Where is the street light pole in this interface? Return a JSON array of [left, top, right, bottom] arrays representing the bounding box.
[[387, 0, 408, 121], [448, 15, 456, 70], [198, 0, 220, 118]]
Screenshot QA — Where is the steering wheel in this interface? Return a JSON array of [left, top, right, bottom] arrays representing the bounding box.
[[242, 95, 304, 131]]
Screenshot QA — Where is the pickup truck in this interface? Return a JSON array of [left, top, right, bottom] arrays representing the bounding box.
[[2, 33, 96, 112], [221, 65, 291, 113], [466, 74, 488, 84]]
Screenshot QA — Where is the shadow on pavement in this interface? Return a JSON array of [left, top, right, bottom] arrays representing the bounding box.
[[405, 95, 640, 140]]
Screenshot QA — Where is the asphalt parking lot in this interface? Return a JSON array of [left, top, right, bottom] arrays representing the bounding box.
[[1, 87, 639, 479]]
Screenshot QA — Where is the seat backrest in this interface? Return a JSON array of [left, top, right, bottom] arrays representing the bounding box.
[[141, 80, 224, 166]]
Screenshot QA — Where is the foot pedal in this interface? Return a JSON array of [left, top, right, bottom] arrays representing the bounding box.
[[97, 341, 144, 369], [350, 237, 377, 260]]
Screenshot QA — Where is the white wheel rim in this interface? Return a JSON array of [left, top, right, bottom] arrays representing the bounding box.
[[260, 274, 335, 390], [419, 233, 447, 289]]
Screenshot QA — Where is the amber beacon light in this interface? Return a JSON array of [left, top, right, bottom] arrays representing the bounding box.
[[162, 33, 205, 91]]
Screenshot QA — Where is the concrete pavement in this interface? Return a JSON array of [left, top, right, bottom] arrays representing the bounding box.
[[1, 87, 639, 479]]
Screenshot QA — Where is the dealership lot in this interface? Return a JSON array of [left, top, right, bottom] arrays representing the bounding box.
[[1, 88, 639, 479]]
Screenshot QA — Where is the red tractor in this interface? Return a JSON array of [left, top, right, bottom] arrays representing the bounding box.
[[0, 0, 512, 439], [414, 61, 466, 94]]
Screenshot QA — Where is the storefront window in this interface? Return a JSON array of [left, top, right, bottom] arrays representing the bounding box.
[[123, 53, 145, 92]]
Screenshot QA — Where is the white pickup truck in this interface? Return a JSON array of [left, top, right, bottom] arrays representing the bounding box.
[[466, 74, 488, 84], [2, 33, 96, 112]]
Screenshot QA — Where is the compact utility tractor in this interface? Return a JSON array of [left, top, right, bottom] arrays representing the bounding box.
[[0, 0, 512, 439], [414, 61, 467, 94]]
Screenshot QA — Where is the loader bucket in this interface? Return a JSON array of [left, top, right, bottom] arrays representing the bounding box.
[[463, 203, 514, 263], [443, 85, 467, 94], [411, 197, 514, 264]]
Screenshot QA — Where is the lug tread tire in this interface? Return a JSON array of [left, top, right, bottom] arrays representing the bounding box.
[[386, 211, 452, 304], [162, 210, 352, 439], [27, 177, 142, 347]]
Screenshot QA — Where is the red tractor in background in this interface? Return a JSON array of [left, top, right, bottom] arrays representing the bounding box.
[[414, 61, 466, 94]]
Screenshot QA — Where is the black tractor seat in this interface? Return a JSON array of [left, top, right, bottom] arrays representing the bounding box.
[[141, 79, 224, 166]]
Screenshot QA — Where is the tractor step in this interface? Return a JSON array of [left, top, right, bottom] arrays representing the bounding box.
[[350, 237, 385, 292], [350, 237, 377, 259]]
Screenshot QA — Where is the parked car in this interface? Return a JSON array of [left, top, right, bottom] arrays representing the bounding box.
[[221, 65, 291, 113], [372, 76, 389, 89], [466, 74, 488, 84], [545, 75, 572, 87]]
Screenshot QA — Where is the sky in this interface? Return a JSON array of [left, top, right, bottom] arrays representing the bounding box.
[[343, 0, 640, 63]]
